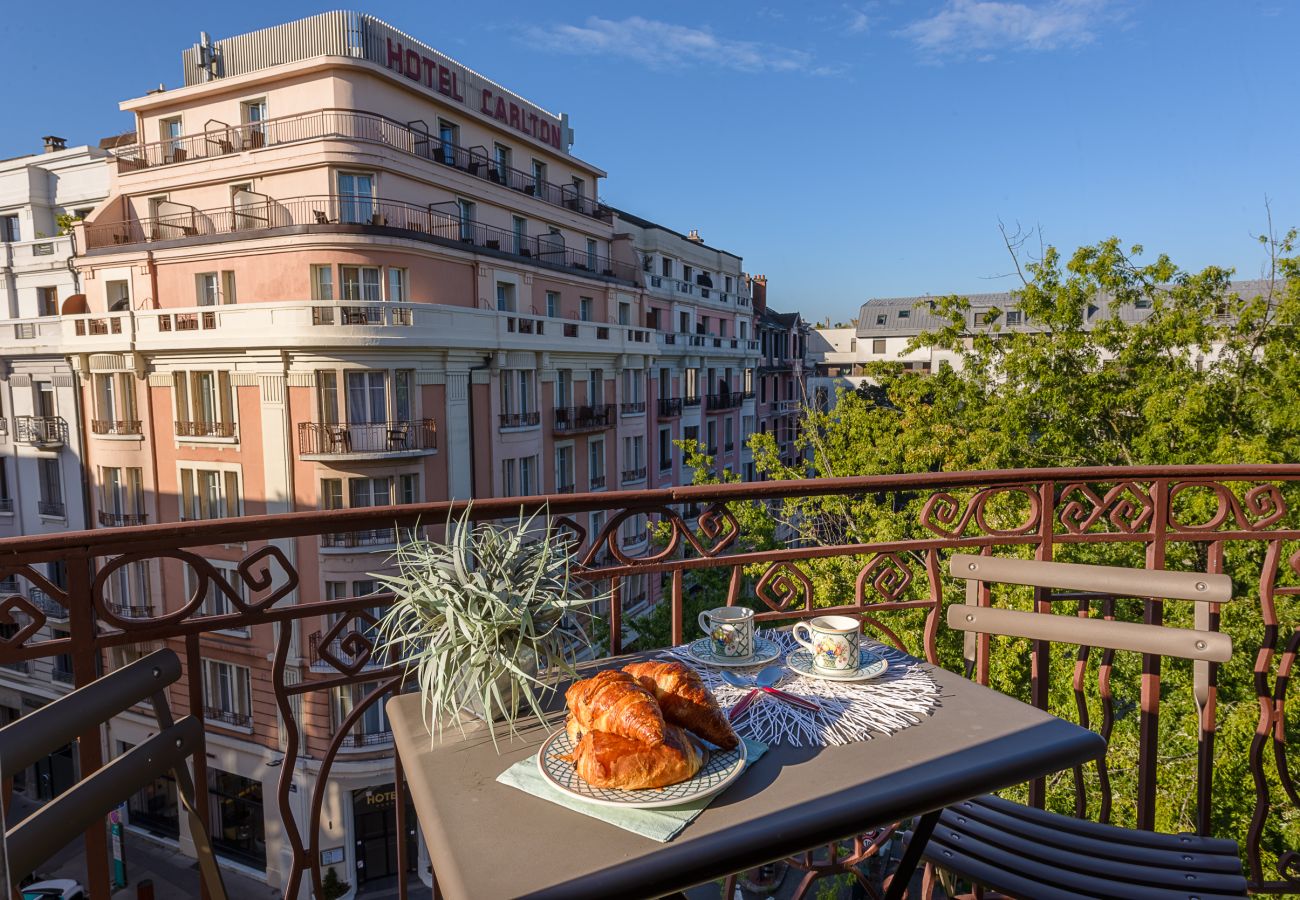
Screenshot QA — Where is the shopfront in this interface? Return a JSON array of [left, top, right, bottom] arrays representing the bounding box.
[[351, 784, 417, 885], [208, 768, 266, 870], [120, 741, 179, 839]]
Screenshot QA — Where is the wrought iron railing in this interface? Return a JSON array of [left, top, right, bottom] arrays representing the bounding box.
[[15, 416, 67, 446], [84, 193, 637, 283], [204, 707, 254, 729], [499, 411, 541, 428], [620, 400, 646, 415], [4, 468, 1300, 895], [657, 398, 683, 417], [553, 404, 613, 433], [620, 466, 647, 482], [174, 420, 237, 438], [91, 419, 142, 436], [110, 108, 612, 222], [98, 511, 148, 527], [28, 588, 68, 621], [705, 392, 745, 411], [37, 500, 64, 518], [321, 528, 397, 549], [298, 420, 437, 455], [0, 499, 12, 514]]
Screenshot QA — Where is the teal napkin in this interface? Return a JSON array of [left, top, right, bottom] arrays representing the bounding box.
[[496, 738, 768, 842]]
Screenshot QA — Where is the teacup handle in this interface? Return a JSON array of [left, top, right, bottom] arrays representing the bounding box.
[[698, 612, 711, 636], [792, 622, 815, 652]]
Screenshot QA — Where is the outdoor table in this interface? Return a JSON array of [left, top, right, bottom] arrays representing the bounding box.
[[388, 650, 1105, 900]]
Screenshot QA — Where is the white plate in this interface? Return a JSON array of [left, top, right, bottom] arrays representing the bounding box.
[[787, 647, 889, 682], [537, 729, 747, 809], [682, 636, 782, 669]]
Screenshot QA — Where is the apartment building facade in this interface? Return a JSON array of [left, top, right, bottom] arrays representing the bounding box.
[[0, 138, 110, 801], [751, 277, 810, 475]]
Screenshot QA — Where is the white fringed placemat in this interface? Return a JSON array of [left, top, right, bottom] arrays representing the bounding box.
[[665, 630, 941, 748]]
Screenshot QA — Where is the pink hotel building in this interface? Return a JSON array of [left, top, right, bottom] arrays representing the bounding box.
[[46, 11, 797, 892]]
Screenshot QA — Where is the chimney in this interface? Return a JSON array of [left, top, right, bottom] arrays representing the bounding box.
[[687, 229, 703, 243], [42, 135, 67, 153]]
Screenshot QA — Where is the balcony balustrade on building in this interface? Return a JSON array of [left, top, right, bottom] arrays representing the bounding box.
[[589, 474, 606, 489], [10, 467, 1300, 896], [97, 511, 148, 527], [552, 405, 613, 434], [84, 192, 638, 284], [0, 417, 7, 437], [298, 420, 437, 456], [620, 466, 647, 483], [683, 395, 701, 408], [0, 499, 12, 514], [91, 419, 143, 436], [111, 108, 612, 222], [28, 588, 69, 622], [73, 316, 123, 336], [37, 500, 65, 518], [556, 483, 576, 495], [339, 730, 394, 749], [174, 420, 237, 439], [620, 400, 646, 415], [52, 668, 75, 685], [321, 528, 397, 549], [15, 416, 68, 446], [105, 601, 154, 619], [657, 398, 683, 418], [500, 411, 541, 429], [705, 392, 745, 412]]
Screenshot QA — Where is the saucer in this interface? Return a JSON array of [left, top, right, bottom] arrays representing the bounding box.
[[683, 636, 781, 668], [787, 647, 889, 682]]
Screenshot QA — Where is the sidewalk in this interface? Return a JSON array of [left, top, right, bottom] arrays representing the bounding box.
[[11, 794, 278, 898]]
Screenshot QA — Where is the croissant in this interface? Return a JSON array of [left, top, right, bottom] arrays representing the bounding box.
[[565, 724, 703, 789], [623, 660, 740, 750], [565, 669, 667, 747]]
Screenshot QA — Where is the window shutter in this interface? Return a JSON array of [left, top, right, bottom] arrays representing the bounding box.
[[198, 472, 212, 520], [180, 468, 194, 520], [222, 271, 237, 305], [217, 371, 233, 428], [173, 372, 189, 424], [224, 471, 240, 517]]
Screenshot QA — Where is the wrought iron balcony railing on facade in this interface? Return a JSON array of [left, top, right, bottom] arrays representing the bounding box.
[[98, 511, 148, 527], [298, 420, 437, 455], [91, 419, 142, 436], [553, 405, 614, 434], [0, 499, 12, 514], [105, 601, 154, 619], [37, 500, 65, 518], [620, 401, 646, 415], [204, 707, 254, 729], [110, 107, 612, 222], [7, 468, 1300, 896], [620, 466, 647, 483], [657, 398, 683, 418], [28, 588, 69, 621], [175, 420, 237, 439], [705, 393, 745, 411], [499, 411, 541, 429], [321, 529, 397, 549], [15, 416, 68, 446]]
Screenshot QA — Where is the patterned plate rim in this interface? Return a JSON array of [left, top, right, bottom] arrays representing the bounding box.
[[786, 647, 889, 682], [536, 729, 748, 809], [683, 636, 782, 668]]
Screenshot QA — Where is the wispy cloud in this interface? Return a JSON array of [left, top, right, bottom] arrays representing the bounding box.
[[522, 16, 822, 74], [899, 0, 1118, 60], [845, 5, 873, 34]]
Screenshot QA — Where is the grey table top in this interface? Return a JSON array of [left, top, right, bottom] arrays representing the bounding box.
[[388, 653, 1105, 900]]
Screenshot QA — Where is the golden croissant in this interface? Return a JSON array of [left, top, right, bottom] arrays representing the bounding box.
[[565, 723, 703, 789], [564, 669, 667, 747], [623, 660, 740, 750]]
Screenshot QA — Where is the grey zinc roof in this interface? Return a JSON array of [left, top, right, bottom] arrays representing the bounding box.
[[853, 279, 1277, 338]]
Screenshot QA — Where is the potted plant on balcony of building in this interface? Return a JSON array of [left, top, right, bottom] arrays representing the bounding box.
[[372, 506, 603, 749]]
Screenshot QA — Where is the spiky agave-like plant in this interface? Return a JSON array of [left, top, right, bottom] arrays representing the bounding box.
[[371, 505, 603, 749]]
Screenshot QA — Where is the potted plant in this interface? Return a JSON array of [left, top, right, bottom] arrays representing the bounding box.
[[373, 507, 603, 748]]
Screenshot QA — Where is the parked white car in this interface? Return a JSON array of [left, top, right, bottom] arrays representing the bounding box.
[[21, 880, 86, 900]]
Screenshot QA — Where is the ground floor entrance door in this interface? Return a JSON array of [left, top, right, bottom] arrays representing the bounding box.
[[352, 784, 417, 884]]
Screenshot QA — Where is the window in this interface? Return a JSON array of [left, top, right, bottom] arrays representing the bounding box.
[[207, 769, 264, 869], [556, 369, 572, 407], [394, 369, 412, 421], [203, 660, 251, 727], [897, 309, 910, 319], [586, 239, 597, 270], [39, 458, 63, 516], [195, 271, 235, 305], [740, 321, 748, 340], [346, 371, 387, 423], [743, 415, 754, 435], [683, 265, 694, 285], [658, 428, 672, 470], [496, 281, 516, 312], [340, 266, 381, 301], [185, 563, 246, 635], [333, 682, 391, 742], [590, 368, 604, 404], [174, 370, 234, 436], [1006, 310, 1023, 325], [850, 338, 858, 352], [622, 435, 644, 477], [457, 199, 475, 241], [37, 286, 58, 316], [873, 338, 886, 354], [0, 215, 19, 242], [531, 158, 547, 187], [320, 478, 343, 511], [520, 456, 536, 494], [546, 291, 559, 318], [160, 117, 182, 155], [570, 177, 585, 204], [661, 257, 673, 278], [620, 513, 646, 547], [618, 302, 630, 326], [680, 311, 690, 333], [179, 467, 240, 520], [0, 458, 9, 507], [725, 275, 733, 292], [101, 466, 144, 519], [501, 459, 516, 497], [240, 98, 267, 130], [555, 445, 574, 491], [500, 369, 536, 418], [312, 265, 333, 301], [724, 416, 734, 450], [337, 172, 375, 225], [875, 313, 887, 326], [350, 476, 392, 509], [707, 420, 717, 453], [685, 368, 699, 401], [622, 369, 643, 403], [579, 297, 592, 321], [399, 472, 420, 505], [1134, 298, 1152, 310], [744, 368, 754, 392], [382, 268, 406, 303], [493, 143, 512, 179], [759, 377, 767, 403], [513, 216, 527, 254], [438, 119, 459, 164], [684, 424, 699, 446], [589, 438, 605, 487]]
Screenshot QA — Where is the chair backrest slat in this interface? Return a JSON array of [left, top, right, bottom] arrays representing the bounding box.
[[946, 604, 1232, 662], [949, 553, 1232, 603], [0, 648, 181, 780]]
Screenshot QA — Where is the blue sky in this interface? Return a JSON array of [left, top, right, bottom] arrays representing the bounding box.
[[4, 1, 1296, 322]]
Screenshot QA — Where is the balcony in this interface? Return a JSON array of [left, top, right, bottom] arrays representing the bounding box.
[[298, 420, 437, 458], [37, 500, 65, 518], [620, 401, 646, 416], [620, 466, 647, 483], [705, 393, 745, 412], [98, 511, 148, 527], [15, 416, 68, 447], [84, 193, 638, 284], [4, 466, 1297, 897], [175, 420, 237, 439], [321, 529, 397, 550], [111, 108, 613, 222], [657, 397, 683, 418], [340, 730, 394, 749], [0, 499, 11, 514], [105, 601, 154, 619], [552, 405, 613, 434], [500, 411, 541, 429], [91, 419, 142, 436], [204, 707, 253, 730], [589, 475, 606, 489], [555, 483, 576, 494], [683, 396, 702, 408], [73, 316, 125, 336], [0, 417, 7, 438], [28, 588, 69, 622]]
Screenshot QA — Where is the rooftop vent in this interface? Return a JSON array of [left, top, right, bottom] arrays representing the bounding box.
[[42, 136, 66, 153], [687, 229, 703, 243]]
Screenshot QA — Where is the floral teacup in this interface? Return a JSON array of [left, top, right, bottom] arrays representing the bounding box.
[[699, 607, 755, 659], [793, 615, 862, 673]]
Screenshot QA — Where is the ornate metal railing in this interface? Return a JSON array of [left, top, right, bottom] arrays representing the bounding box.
[[15, 416, 68, 446], [552, 404, 613, 433], [90, 419, 142, 436], [298, 419, 437, 455], [5, 467, 1300, 897], [657, 397, 683, 417], [97, 511, 148, 527], [174, 420, 237, 439], [705, 392, 744, 411]]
